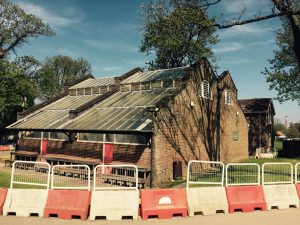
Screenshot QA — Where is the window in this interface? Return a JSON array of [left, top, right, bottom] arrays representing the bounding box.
[[92, 87, 99, 94], [78, 133, 104, 142], [69, 89, 76, 96], [131, 83, 140, 91], [151, 80, 162, 89], [163, 79, 173, 88], [200, 80, 211, 99], [100, 86, 108, 94], [84, 88, 91, 95], [141, 82, 150, 90], [24, 131, 41, 139], [116, 134, 148, 145], [225, 89, 232, 105], [77, 88, 84, 95], [50, 132, 68, 141], [120, 84, 131, 92]]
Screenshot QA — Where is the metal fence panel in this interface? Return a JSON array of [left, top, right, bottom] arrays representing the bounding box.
[[51, 165, 91, 190], [11, 161, 51, 189], [295, 163, 300, 184], [262, 162, 293, 185], [226, 163, 260, 186], [187, 160, 224, 188], [93, 165, 138, 190]]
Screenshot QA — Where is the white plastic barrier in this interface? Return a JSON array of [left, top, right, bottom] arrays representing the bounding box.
[[90, 165, 139, 220], [262, 163, 299, 210], [3, 161, 50, 217], [186, 160, 228, 216]]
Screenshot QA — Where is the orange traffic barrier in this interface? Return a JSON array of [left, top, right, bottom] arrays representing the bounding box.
[[0, 189, 8, 215], [226, 186, 267, 213], [44, 190, 91, 220], [296, 184, 300, 199], [140, 188, 187, 220]]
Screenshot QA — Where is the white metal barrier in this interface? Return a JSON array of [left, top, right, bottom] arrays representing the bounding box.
[[10, 161, 51, 189], [187, 160, 225, 188], [226, 163, 260, 186], [295, 163, 300, 184], [93, 165, 138, 190], [262, 162, 293, 185], [51, 165, 91, 190]]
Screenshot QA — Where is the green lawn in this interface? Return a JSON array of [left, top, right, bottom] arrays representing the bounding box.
[[0, 171, 11, 188]]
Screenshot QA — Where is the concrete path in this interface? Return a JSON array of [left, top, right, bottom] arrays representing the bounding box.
[[0, 208, 299, 225]]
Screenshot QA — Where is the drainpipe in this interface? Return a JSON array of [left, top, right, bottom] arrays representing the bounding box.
[[216, 87, 221, 161], [150, 134, 155, 188], [259, 114, 262, 149], [40, 131, 44, 155]]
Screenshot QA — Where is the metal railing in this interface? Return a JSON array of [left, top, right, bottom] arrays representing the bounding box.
[[295, 163, 300, 184], [51, 165, 91, 190], [226, 163, 260, 186], [93, 165, 138, 190], [10, 161, 51, 189], [187, 160, 224, 188], [262, 162, 293, 185]]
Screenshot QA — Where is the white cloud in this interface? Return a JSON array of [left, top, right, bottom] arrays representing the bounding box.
[[250, 39, 275, 46], [84, 39, 139, 53], [102, 66, 123, 72], [218, 23, 273, 38], [18, 1, 81, 27], [220, 58, 253, 66], [213, 42, 243, 53], [222, 0, 260, 14]]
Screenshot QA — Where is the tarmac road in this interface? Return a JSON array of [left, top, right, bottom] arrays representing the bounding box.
[[0, 208, 300, 225]]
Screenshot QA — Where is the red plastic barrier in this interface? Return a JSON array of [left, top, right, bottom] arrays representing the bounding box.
[[140, 188, 187, 220], [296, 184, 300, 199], [0, 188, 8, 215], [226, 186, 267, 213], [44, 190, 91, 220]]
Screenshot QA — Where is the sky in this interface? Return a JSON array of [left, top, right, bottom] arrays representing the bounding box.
[[11, 0, 300, 123]]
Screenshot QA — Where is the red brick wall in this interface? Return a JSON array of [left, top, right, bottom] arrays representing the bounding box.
[[151, 60, 248, 187]]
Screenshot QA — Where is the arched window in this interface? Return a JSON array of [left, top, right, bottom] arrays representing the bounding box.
[[200, 80, 211, 99], [225, 89, 232, 105]]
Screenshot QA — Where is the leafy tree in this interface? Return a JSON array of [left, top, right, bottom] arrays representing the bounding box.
[[274, 122, 287, 134], [0, 0, 55, 59], [287, 126, 300, 138], [263, 18, 300, 103], [140, 0, 219, 69], [0, 59, 38, 129], [213, 0, 300, 103], [38, 55, 92, 100]]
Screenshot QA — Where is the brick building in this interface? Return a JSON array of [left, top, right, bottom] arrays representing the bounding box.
[[239, 98, 275, 156], [7, 58, 248, 187]]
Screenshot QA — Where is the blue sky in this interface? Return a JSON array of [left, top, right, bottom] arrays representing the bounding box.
[[12, 0, 300, 123]]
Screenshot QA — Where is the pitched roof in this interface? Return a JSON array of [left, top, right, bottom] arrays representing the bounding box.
[[62, 89, 180, 132], [120, 67, 189, 84], [69, 77, 115, 89], [238, 98, 275, 114]]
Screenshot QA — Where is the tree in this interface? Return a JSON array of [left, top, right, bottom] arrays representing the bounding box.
[[140, 0, 219, 69], [0, 0, 55, 59], [263, 18, 300, 103], [213, 0, 300, 103], [38, 55, 92, 100], [0, 59, 38, 129], [287, 126, 300, 138], [274, 122, 287, 134]]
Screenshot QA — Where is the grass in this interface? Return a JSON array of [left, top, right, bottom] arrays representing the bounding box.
[[239, 157, 300, 166], [0, 171, 11, 188], [274, 140, 283, 150]]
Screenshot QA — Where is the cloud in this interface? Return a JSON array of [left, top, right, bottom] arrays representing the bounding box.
[[218, 23, 273, 38], [250, 39, 275, 46], [17, 1, 82, 27], [213, 42, 243, 53], [83, 39, 139, 53], [219, 57, 253, 66], [222, 0, 261, 14]]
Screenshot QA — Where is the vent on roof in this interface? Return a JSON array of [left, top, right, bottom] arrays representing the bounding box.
[[100, 86, 108, 94], [131, 83, 140, 91]]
